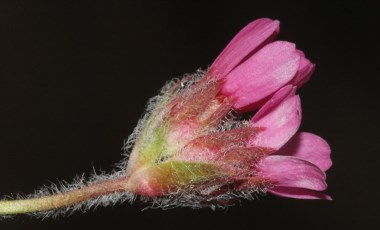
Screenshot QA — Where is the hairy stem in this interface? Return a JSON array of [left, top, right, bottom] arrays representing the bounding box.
[[0, 176, 129, 216]]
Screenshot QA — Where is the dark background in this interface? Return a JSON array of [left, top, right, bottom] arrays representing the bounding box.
[[0, 0, 378, 229]]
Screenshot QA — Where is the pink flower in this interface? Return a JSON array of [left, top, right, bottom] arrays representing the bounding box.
[[0, 18, 331, 217], [250, 85, 332, 200], [211, 18, 315, 112], [125, 18, 330, 203], [211, 18, 329, 200]]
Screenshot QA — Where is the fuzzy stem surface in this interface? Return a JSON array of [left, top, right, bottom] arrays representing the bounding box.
[[0, 176, 129, 216]]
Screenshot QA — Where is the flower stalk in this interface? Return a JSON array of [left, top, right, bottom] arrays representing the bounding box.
[[0, 177, 129, 215]]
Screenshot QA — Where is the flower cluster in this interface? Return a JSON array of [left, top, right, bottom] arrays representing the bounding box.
[[125, 18, 332, 206]]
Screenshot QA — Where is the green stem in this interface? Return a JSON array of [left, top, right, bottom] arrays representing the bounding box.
[[0, 176, 129, 216]]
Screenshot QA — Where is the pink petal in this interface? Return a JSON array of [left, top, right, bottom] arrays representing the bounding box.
[[268, 187, 332, 200], [276, 132, 332, 171], [250, 92, 301, 150], [289, 50, 315, 87], [252, 85, 296, 121], [259, 155, 327, 191], [221, 41, 300, 112], [211, 18, 280, 77]]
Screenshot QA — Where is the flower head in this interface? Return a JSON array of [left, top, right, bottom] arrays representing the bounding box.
[[125, 18, 331, 206], [0, 18, 331, 217]]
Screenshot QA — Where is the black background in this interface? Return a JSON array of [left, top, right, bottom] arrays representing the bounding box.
[[0, 0, 378, 229]]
